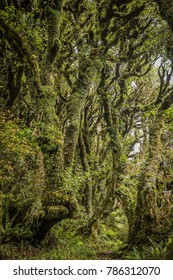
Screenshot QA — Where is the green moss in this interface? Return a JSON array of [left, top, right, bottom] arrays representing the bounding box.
[[48, 205, 69, 220]]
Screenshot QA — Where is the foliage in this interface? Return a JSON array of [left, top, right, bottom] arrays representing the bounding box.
[[125, 238, 169, 260], [0, 112, 37, 187]]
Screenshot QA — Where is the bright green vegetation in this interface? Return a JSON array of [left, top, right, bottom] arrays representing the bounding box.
[[0, 0, 173, 260]]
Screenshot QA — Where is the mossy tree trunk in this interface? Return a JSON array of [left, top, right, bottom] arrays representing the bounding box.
[[129, 65, 173, 244], [63, 59, 96, 168], [78, 126, 93, 218], [23, 0, 77, 242], [129, 113, 163, 244], [0, 0, 77, 243]]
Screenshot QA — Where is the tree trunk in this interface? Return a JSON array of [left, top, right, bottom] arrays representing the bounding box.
[[129, 113, 163, 244]]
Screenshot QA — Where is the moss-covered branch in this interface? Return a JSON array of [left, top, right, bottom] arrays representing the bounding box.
[[41, 0, 63, 84], [0, 15, 41, 93]]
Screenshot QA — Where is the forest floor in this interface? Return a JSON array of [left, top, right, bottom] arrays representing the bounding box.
[[0, 233, 169, 260], [0, 216, 129, 260], [0, 240, 125, 260], [0, 214, 169, 260]]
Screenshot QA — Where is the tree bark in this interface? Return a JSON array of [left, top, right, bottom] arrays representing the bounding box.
[[129, 113, 163, 244]]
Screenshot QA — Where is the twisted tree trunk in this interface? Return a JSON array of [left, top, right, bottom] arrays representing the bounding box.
[[129, 113, 163, 244]]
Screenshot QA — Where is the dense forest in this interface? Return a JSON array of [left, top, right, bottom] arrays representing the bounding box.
[[0, 0, 173, 260]]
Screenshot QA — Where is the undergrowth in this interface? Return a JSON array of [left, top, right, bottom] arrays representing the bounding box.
[[124, 238, 172, 260], [1, 211, 171, 260], [0, 210, 128, 260]]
